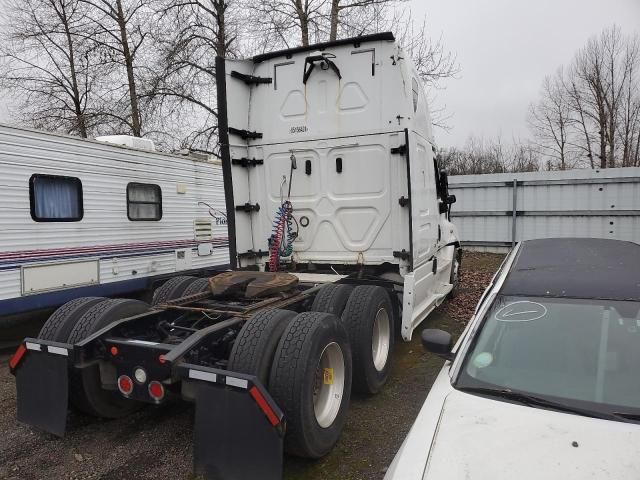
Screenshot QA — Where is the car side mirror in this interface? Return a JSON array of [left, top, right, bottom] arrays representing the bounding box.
[[421, 329, 454, 361], [446, 194, 456, 205]]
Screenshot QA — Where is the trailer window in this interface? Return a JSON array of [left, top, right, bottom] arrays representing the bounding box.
[[29, 174, 83, 222], [127, 183, 162, 221]]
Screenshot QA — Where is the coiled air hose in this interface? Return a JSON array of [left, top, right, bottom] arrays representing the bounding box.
[[269, 200, 297, 271]]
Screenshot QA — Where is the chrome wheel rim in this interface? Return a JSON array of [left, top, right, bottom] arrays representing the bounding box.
[[372, 308, 391, 371], [313, 342, 345, 428]]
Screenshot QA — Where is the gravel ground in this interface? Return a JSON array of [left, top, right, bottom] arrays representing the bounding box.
[[0, 252, 503, 480]]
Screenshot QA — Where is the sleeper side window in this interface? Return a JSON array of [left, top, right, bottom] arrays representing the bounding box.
[[127, 183, 162, 221], [29, 174, 83, 222]]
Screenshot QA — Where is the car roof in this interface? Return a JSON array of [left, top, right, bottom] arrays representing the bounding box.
[[501, 238, 640, 301]]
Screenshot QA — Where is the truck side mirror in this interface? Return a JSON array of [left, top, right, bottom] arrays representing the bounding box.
[[421, 329, 454, 361], [446, 194, 456, 205]]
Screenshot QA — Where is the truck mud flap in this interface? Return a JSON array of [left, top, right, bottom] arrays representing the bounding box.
[[10, 339, 72, 436], [178, 364, 285, 480]]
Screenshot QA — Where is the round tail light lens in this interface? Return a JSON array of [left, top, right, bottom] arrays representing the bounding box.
[[134, 367, 147, 384], [148, 381, 165, 401], [118, 375, 133, 396]]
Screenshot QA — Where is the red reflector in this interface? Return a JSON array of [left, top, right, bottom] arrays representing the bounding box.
[[148, 381, 165, 401], [158, 355, 166, 364], [118, 375, 133, 395], [110, 346, 119, 356], [249, 386, 280, 427], [9, 344, 27, 370]]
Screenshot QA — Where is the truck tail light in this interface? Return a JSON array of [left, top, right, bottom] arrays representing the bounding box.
[[148, 381, 165, 401], [118, 375, 134, 396]]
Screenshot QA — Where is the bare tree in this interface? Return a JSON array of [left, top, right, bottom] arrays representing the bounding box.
[[564, 75, 596, 168], [437, 136, 540, 175], [327, 0, 400, 41], [528, 69, 573, 170], [146, 0, 239, 150], [0, 0, 100, 137], [616, 37, 640, 166], [531, 25, 640, 169], [79, 0, 154, 136], [574, 37, 609, 168], [245, 0, 326, 49]]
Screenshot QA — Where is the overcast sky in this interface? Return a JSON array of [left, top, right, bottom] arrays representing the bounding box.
[[415, 0, 640, 148], [0, 0, 638, 148]]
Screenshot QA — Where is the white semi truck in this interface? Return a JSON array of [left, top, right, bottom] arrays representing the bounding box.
[[10, 32, 460, 480]]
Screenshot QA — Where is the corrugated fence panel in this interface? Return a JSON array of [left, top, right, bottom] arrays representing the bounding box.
[[449, 167, 640, 251]]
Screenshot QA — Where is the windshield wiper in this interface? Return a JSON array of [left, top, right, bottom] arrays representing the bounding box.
[[457, 386, 617, 421], [611, 412, 640, 423]]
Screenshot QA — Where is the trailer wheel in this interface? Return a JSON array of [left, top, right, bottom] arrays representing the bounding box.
[[228, 309, 296, 387], [448, 248, 462, 299], [38, 297, 105, 342], [67, 298, 150, 418], [181, 277, 210, 297], [341, 286, 394, 394], [151, 275, 196, 305], [269, 311, 352, 458], [311, 284, 354, 316]]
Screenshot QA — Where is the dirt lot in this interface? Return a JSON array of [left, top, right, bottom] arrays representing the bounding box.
[[0, 252, 503, 480]]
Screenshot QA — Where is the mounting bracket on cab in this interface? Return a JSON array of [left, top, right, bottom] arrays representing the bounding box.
[[228, 127, 263, 140], [235, 202, 260, 213], [393, 249, 411, 261], [232, 157, 264, 168], [230, 70, 273, 85], [391, 144, 407, 155]]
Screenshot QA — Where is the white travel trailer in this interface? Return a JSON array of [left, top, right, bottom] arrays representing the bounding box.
[[0, 124, 229, 316]]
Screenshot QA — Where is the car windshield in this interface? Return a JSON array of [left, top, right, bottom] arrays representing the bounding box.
[[456, 295, 640, 415]]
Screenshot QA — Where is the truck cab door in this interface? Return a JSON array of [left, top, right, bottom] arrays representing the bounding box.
[[407, 131, 439, 269]]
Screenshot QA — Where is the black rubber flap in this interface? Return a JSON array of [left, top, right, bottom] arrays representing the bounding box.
[[16, 349, 69, 436], [193, 381, 283, 480]]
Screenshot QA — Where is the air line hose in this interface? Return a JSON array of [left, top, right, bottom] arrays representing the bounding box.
[[268, 201, 296, 271]]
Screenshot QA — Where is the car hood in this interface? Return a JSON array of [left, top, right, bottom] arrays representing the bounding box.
[[424, 389, 640, 479]]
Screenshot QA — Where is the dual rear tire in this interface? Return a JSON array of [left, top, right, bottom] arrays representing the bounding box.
[[151, 275, 204, 305], [233, 284, 393, 458], [229, 308, 352, 459], [312, 284, 395, 394], [38, 297, 150, 418]]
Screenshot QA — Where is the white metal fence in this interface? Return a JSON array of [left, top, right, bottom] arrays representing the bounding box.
[[448, 167, 640, 251]]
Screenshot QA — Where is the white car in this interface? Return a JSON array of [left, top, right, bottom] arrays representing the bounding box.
[[385, 238, 640, 480]]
